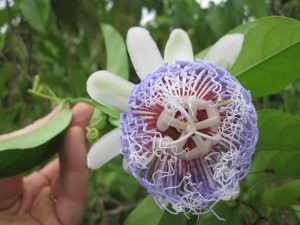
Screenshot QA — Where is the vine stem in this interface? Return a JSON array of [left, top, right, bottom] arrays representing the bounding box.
[[239, 200, 250, 225], [65, 98, 120, 119], [28, 84, 121, 119], [93, 172, 109, 225], [65, 97, 96, 106], [28, 89, 59, 102]]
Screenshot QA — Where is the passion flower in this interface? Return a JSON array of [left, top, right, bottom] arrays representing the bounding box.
[[120, 59, 258, 216], [87, 27, 258, 217]]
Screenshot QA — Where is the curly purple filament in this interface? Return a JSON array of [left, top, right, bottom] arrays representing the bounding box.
[[120, 59, 258, 216]]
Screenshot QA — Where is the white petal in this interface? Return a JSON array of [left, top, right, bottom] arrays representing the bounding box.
[[164, 29, 194, 64], [203, 33, 244, 70], [87, 128, 122, 169], [127, 27, 163, 80], [87, 70, 134, 112]]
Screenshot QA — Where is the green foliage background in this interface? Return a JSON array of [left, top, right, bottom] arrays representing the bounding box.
[[1, 0, 300, 224]]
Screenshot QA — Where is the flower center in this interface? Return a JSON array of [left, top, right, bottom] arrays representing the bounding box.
[[155, 96, 221, 160]]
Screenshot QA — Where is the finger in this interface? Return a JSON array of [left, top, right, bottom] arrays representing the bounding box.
[[70, 103, 94, 129], [18, 172, 50, 214], [49, 103, 93, 224], [0, 175, 23, 212], [39, 159, 59, 184], [0, 105, 62, 141], [53, 126, 89, 225], [70, 102, 94, 151]]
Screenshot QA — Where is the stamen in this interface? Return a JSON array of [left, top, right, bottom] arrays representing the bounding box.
[[158, 132, 193, 148], [195, 131, 221, 144], [194, 116, 220, 130], [206, 101, 221, 132], [157, 109, 172, 131], [191, 135, 212, 155]]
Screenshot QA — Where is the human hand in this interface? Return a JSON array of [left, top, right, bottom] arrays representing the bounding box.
[[0, 103, 94, 225]]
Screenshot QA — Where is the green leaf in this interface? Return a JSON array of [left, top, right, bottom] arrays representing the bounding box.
[[205, 0, 244, 39], [246, 150, 300, 190], [36, 34, 67, 65], [101, 24, 129, 80], [0, 64, 13, 94], [196, 201, 241, 225], [194, 45, 211, 60], [245, 110, 300, 189], [0, 9, 8, 27], [51, 0, 80, 32], [0, 28, 7, 51], [229, 16, 300, 99], [256, 109, 300, 151], [0, 107, 72, 178], [244, 0, 267, 18], [292, 205, 300, 221], [70, 67, 87, 97], [261, 180, 300, 208], [124, 195, 186, 225], [18, 0, 51, 33], [0, 104, 21, 133]]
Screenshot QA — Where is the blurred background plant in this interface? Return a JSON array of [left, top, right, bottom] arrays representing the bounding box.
[[1, 0, 300, 224]]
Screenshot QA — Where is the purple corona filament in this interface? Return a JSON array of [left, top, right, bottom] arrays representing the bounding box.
[[120, 59, 258, 216]]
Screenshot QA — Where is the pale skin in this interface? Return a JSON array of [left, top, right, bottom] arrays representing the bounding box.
[[0, 103, 94, 225]]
